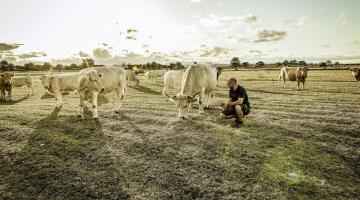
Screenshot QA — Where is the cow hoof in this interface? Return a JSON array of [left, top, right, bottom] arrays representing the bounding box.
[[115, 110, 121, 114]]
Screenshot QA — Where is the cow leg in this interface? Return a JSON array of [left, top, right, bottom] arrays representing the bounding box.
[[297, 81, 300, 91], [198, 89, 205, 113], [116, 86, 126, 113], [283, 79, 286, 89], [205, 92, 212, 108], [8, 89, 12, 101], [54, 91, 62, 108], [1, 90, 4, 100], [77, 94, 85, 118], [92, 92, 99, 118], [302, 82, 305, 90]]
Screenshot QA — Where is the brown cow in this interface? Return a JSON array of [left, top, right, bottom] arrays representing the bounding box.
[[278, 66, 309, 90], [0, 72, 14, 101], [349, 68, 360, 88]]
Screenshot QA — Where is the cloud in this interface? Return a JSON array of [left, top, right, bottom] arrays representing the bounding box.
[[18, 52, 47, 59], [102, 43, 108, 46], [142, 44, 149, 48], [348, 40, 360, 46], [321, 44, 331, 48], [254, 29, 287, 43], [125, 36, 137, 40], [249, 50, 263, 54], [199, 46, 231, 57], [190, 0, 202, 3], [93, 48, 112, 58], [79, 51, 90, 57], [0, 43, 23, 52], [241, 14, 258, 24], [337, 10, 348, 25]]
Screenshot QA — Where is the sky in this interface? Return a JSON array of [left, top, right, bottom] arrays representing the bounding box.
[[0, 0, 359, 64]]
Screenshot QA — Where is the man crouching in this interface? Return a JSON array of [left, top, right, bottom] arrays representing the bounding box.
[[219, 77, 251, 128]]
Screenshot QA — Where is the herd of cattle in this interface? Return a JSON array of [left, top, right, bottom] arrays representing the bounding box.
[[1, 65, 359, 119]]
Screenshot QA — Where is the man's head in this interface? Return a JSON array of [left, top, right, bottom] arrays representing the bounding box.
[[227, 77, 237, 89]]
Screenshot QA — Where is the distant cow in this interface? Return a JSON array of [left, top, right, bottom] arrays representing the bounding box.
[[39, 73, 81, 108], [126, 70, 140, 86], [12, 74, 33, 95], [145, 71, 164, 81], [163, 70, 184, 98], [0, 72, 14, 101], [278, 66, 309, 90], [164, 63, 217, 119], [349, 68, 360, 88], [78, 67, 127, 118]]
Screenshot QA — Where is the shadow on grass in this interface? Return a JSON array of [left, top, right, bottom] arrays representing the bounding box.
[[0, 94, 33, 105], [0, 107, 130, 199], [130, 85, 162, 95]]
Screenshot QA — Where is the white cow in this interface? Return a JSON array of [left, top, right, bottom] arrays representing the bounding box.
[[145, 70, 164, 81], [164, 63, 217, 119], [39, 73, 82, 108], [78, 66, 127, 118], [126, 70, 140, 86], [162, 70, 184, 98], [12, 74, 33, 95]]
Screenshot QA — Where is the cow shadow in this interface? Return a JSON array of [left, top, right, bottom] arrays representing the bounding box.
[[0, 107, 129, 199], [0, 94, 33, 105], [130, 85, 162, 95]]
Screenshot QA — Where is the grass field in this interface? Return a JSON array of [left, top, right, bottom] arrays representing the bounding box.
[[0, 69, 359, 199]]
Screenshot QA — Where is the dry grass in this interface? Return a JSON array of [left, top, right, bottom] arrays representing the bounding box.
[[0, 69, 359, 199]]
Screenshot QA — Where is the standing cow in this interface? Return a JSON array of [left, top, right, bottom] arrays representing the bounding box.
[[349, 68, 360, 88], [39, 73, 82, 108], [278, 66, 309, 90], [164, 63, 217, 119], [126, 70, 140, 86], [78, 67, 127, 119], [162, 70, 184, 98], [0, 72, 14, 101], [12, 74, 33, 95]]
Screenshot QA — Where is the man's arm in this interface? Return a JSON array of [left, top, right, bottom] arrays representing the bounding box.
[[228, 98, 244, 106]]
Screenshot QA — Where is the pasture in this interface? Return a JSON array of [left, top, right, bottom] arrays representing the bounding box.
[[0, 69, 359, 199]]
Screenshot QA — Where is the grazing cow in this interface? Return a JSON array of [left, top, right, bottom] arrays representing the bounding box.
[[278, 66, 309, 90], [0, 72, 14, 101], [126, 70, 140, 86], [12, 74, 33, 95], [349, 68, 360, 88], [39, 73, 81, 108], [145, 71, 164, 81], [78, 67, 126, 118], [162, 70, 184, 98], [164, 63, 217, 119]]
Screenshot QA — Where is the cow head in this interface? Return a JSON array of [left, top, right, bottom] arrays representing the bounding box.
[[350, 68, 359, 73], [39, 75, 54, 89], [297, 67, 308, 78], [1, 72, 14, 87], [81, 70, 105, 93], [164, 92, 199, 119]]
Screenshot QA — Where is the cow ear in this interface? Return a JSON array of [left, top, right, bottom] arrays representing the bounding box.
[[98, 73, 103, 78], [49, 75, 55, 80], [10, 73, 15, 77], [1, 74, 4, 77]]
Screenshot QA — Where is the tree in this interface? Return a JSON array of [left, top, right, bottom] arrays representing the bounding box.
[[319, 62, 327, 68], [282, 60, 289, 65], [230, 57, 241, 70], [0, 60, 9, 71], [55, 64, 65, 72], [334, 61, 340, 65], [242, 62, 250, 68], [298, 60, 307, 66], [42, 62, 52, 71], [255, 61, 265, 68], [289, 60, 297, 65], [326, 60, 332, 66], [24, 62, 35, 71], [81, 58, 95, 69], [275, 62, 282, 66], [150, 61, 158, 69]]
